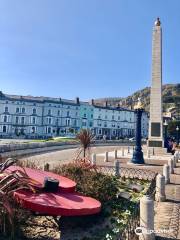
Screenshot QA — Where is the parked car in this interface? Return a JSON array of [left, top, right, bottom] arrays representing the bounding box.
[[129, 137, 135, 142]]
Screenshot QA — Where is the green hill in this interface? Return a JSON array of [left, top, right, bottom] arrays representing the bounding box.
[[95, 83, 180, 118]]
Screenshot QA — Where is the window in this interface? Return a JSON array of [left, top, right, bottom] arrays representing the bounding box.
[[16, 108, 19, 113], [84, 113, 87, 118], [112, 115, 114, 120], [57, 110, 60, 116], [98, 129, 102, 134], [98, 115, 101, 119], [48, 127, 51, 134], [22, 108, 25, 113], [32, 117, 36, 124], [4, 116, 7, 122], [104, 122, 107, 127], [66, 119, 70, 126], [33, 108, 36, 114], [118, 116, 120, 120], [48, 118, 51, 124], [91, 114, 93, 118], [67, 111, 70, 117], [76, 112, 78, 116], [105, 115, 107, 119], [3, 126, 6, 133], [89, 121, 93, 127], [32, 127, 35, 133], [21, 117, 25, 125], [16, 117, 19, 124], [82, 121, 87, 127], [5, 107, 8, 112], [74, 119, 77, 126], [48, 109, 51, 115]]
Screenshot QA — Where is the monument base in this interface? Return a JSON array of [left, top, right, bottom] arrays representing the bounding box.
[[148, 140, 163, 148]]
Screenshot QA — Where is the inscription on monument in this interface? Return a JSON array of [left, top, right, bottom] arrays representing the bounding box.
[[151, 122, 161, 137], [149, 140, 163, 147]]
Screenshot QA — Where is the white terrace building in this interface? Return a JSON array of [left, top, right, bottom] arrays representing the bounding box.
[[0, 91, 149, 139]]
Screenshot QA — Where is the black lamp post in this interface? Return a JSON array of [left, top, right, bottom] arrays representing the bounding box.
[[131, 98, 144, 164], [176, 126, 179, 146]]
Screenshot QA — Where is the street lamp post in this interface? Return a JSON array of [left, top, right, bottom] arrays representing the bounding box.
[[131, 98, 144, 164], [176, 126, 179, 146]]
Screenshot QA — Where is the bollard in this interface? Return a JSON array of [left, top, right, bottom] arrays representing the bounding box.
[[168, 158, 174, 174], [127, 146, 130, 154], [173, 155, 176, 168], [44, 163, 49, 171], [147, 148, 150, 159], [122, 147, 124, 157], [114, 160, 120, 177], [163, 164, 170, 184], [104, 151, 108, 162], [91, 153, 96, 165], [152, 148, 155, 156], [114, 149, 118, 159], [174, 151, 179, 162], [139, 195, 155, 240], [155, 174, 166, 202]]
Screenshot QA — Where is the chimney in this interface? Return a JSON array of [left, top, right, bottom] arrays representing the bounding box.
[[90, 99, 94, 105], [76, 97, 80, 104]]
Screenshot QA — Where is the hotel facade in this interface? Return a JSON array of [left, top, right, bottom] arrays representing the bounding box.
[[0, 91, 149, 139]]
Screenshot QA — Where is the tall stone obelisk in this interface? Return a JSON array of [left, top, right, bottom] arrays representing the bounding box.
[[148, 18, 163, 148]]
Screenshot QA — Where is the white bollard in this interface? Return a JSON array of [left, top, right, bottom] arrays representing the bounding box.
[[122, 147, 124, 157], [139, 195, 155, 240], [114, 149, 118, 159], [168, 158, 174, 174], [91, 153, 96, 165], [155, 174, 166, 202], [173, 156, 176, 168], [163, 164, 170, 184], [114, 160, 120, 177], [174, 151, 179, 162], [104, 151, 108, 162]]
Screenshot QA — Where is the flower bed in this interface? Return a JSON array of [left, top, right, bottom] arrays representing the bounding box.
[[0, 161, 154, 240], [53, 163, 152, 240]]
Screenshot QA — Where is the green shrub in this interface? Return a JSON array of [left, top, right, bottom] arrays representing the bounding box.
[[54, 163, 119, 204]]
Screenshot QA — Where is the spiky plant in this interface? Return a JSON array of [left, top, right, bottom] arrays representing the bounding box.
[[76, 129, 94, 162], [0, 158, 36, 239]]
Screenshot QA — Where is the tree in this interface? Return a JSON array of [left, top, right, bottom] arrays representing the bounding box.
[[76, 129, 94, 160]]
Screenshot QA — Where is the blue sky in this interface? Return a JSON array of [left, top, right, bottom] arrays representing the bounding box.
[[0, 0, 179, 100]]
